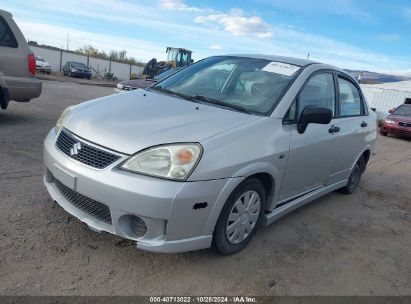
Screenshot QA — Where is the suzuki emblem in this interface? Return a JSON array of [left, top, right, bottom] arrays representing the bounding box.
[[70, 142, 82, 156]]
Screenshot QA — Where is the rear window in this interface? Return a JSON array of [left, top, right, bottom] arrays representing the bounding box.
[[0, 16, 18, 48]]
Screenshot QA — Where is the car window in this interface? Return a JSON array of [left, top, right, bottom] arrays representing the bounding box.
[[338, 77, 363, 117], [153, 68, 182, 80], [154, 56, 301, 115], [0, 16, 18, 48], [297, 73, 335, 118], [394, 105, 411, 117], [71, 62, 87, 68]]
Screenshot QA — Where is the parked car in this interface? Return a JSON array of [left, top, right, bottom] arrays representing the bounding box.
[[114, 67, 182, 93], [62, 61, 92, 79], [0, 9, 42, 110], [44, 55, 377, 255], [380, 104, 411, 137], [35, 56, 51, 74]]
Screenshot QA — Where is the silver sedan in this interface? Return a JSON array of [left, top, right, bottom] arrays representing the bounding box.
[[44, 55, 377, 255]]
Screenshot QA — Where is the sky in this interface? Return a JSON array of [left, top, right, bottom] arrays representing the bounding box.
[[3, 0, 411, 75]]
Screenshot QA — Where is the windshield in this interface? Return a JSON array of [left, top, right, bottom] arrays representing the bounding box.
[[36, 57, 45, 62], [71, 62, 87, 68], [154, 68, 182, 81], [394, 105, 411, 117], [151, 56, 301, 115]]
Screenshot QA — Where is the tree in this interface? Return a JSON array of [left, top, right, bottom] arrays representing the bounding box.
[[75, 44, 145, 66]]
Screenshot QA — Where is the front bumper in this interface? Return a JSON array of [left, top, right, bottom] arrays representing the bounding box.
[[69, 72, 92, 78], [43, 129, 234, 252], [36, 66, 51, 73], [381, 123, 411, 137]]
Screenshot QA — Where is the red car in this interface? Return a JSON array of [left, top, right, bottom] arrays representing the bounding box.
[[380, 104, 411, 137]]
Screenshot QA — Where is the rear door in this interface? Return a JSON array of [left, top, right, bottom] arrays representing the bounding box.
[[326, 75, 371, 183], [278, 72, 339, 201]]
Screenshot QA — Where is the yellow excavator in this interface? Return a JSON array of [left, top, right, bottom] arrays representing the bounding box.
[[142, 47, 193, 79]]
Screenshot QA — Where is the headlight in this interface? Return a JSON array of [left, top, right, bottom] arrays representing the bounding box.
[[71, 68, 78, 72], [56, 107, 72, 133], [120, 144, 202, 181], [384, 119, 396, 124], [117, 83, 124, 89]]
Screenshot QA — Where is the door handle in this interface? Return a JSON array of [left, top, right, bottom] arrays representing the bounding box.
[[361, 121, 368, 128], [328, 125, 340, 134]]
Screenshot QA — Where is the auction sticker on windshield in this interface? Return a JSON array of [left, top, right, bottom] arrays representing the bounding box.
[[262, 61, 300, 76]]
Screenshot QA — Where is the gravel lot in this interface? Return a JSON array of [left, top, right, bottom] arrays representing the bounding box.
[[0, 80, 410, 296]]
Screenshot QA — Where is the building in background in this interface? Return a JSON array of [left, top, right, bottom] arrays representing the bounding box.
[[361, 81, 411, 120], [29, 45, 144, 81]]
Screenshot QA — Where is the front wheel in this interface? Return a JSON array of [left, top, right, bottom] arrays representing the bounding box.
[[213, 178, 266, 255]]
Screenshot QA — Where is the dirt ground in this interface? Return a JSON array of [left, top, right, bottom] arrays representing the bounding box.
[[0, 80, 410, 296]]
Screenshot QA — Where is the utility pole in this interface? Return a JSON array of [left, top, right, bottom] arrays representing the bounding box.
[[307, 53, 310, 60], [66, 32, 69, 51]]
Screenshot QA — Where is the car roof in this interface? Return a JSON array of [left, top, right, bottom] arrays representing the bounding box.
[[226, 54, 318, 67], [0, 9, 13, 18]]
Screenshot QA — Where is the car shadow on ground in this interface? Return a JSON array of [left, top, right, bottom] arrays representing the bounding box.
[[0, 111, 38, 126]]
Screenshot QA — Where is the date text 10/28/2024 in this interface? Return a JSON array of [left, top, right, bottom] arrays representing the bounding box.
[[149, 296, 257, 303]]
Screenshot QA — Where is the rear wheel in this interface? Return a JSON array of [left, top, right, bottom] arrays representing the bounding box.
[[339, 156, 365, 194], [213, 178, 266, 255]]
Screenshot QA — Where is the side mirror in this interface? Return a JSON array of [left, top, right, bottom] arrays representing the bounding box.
[[388, 108, 396, 114], [297, 106, 333, 134]]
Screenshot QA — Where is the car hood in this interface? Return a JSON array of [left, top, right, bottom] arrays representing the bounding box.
[[64, 89, 261, 154], [387, 114, 411, 123]]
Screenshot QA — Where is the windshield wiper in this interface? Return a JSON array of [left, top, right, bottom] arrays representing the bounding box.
[[192, 95, 253, 114], [148, 86, 201, 103]]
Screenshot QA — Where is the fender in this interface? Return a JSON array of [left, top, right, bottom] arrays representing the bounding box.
[[203, 161, 280, 235]]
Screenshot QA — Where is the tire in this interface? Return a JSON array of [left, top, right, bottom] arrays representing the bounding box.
[[213, 178, 266, 255], [380, 129, 388, 136], [338, 156, 365, 195]]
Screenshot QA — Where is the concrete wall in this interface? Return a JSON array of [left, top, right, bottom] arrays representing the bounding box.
[[30, 45, 144, 80], [361, 85, 411, 120]]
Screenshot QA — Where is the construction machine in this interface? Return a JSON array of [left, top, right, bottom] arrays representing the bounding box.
[[142, 47, 193, 79]]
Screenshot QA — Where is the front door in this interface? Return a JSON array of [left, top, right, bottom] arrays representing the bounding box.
[[278, 72, 339, 201]]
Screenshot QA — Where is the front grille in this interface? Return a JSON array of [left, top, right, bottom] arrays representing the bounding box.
[[54, 179, 112, 224], [56, 130, 121, 169], [398, 122, 411, 128]]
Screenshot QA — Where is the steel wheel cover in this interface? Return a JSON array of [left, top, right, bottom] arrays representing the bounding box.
[[225, 190, 261, 244]]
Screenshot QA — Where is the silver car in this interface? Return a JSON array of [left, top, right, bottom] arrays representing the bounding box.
[[44, 55, 377, 255]]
